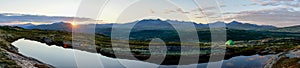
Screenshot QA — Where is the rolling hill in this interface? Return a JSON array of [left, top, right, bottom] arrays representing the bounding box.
[[271, 25, 300, 33]]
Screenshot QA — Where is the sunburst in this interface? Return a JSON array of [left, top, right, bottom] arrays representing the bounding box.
[[69, 22, 77, 28]]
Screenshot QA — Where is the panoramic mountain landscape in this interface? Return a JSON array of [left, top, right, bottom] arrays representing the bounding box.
[[15, 19, 279, 32], [12, 19, 300, 42], [0, 18, 298, 67], [1, 0, 300, 68]]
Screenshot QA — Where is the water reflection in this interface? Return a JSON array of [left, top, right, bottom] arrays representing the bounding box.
[[12, 39, 272, 68]]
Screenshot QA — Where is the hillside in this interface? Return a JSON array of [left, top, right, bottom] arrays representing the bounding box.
[[128, 29, 300, 42], [227, 21, 276, 30], [271, 25, 300, 33]]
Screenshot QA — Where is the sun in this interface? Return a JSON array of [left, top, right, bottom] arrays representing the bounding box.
[[69, 22, 77, 28], [70, 22, 76, 26]]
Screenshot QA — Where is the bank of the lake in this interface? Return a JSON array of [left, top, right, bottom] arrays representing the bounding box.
[[0, 38, 54, 68]]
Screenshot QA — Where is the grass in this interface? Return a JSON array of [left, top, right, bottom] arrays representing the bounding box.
[[273, 57, 300, 68], [0, 49, 20, 68]]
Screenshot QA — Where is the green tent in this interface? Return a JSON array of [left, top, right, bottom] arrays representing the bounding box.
[[226, 40, 235, 45]]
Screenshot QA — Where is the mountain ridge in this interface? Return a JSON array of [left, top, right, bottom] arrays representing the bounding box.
[[15, 19, 278, 31]]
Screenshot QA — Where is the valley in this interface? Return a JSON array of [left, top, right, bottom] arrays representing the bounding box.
[[1, 21, 300, 67]]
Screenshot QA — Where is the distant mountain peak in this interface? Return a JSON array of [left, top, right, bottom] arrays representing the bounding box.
[[14, 23, 36, 29], [226, 21, 277, 30], [271, 25, 300, 32], [54, 21, 68, 24], [23, 23, 35, 25], [231, 20, 239, 23], [229, 21, 243, 24], [140, 19, 162, 21], [15, 19, 279, 32], [52, 21, 72, 25]]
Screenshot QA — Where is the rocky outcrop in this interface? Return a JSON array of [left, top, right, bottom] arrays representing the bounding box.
[[3, 49, 54, 68]]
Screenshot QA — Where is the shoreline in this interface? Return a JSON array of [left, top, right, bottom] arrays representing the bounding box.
[[0, 47, 54, 68], [22, 38, 278, 65], [0, 37, 54, 68]]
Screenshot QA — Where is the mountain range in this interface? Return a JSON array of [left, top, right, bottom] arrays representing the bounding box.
[[270, 25, 300, 33], [15, 19, 276, 30], [14, 19, 282, 32], [9, 19, 300, 42], [1, 13, 298, 33]]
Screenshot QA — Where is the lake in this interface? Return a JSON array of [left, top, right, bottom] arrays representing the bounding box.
[[12, 39, 273, 68]]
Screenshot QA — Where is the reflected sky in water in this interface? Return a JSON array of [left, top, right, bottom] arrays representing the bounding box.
[[12, 39, 272, 68]]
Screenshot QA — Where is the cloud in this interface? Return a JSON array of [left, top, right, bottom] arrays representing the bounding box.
[[224, 7, 300, 27], [191, 6, 219, 12], [162, 8, 191, 14], [251, 0, 300, 7], [150, 9, 155, 14], [0, 13, 93, 24], [175, 8, 190, 14]]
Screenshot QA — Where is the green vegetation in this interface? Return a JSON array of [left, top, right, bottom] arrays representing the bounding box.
[[125, 28, 300, 42], [273, 57, 300, 68], [0, 49, 20, 68]]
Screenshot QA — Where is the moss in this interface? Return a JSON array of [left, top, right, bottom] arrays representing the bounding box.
[[0, 50, 20, 67], [272, 57, 300, 68]]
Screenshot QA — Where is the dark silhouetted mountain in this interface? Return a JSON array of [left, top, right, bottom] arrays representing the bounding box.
[[14, 23, 35, 29], [226, 21, 277, 30], [16, 19, 280, 35], [30, 22, 73, 31], [208, 21, 226, 28], [271, 25, 300, 33], [14, 19, 300, 42], [131, 19, 183, 30]]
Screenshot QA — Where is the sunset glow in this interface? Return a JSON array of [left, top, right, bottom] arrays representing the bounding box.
[[70, 22, 76, 26], [69, 22, 78, 28]]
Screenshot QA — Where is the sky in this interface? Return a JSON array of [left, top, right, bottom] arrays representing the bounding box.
[[0, 0, 300, 27]]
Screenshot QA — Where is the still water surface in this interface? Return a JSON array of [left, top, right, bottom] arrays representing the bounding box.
[[12, 39, 273, 68]]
